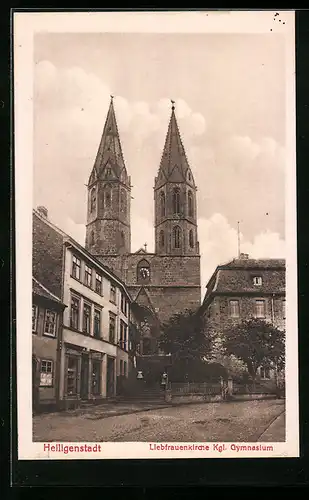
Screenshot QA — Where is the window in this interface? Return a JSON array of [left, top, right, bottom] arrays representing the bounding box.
[[282, 299, 286, 319], [159, 230, 165, 248], [172, 188, 181, 214], [120, 359, 123, 376], [70, 296, 80, 330], [137, 259, 151, 282], [84, 265, 92, 288], [255, 300, 266, 318], [160, 191, 166, 217], [72, 255, 81, 280], [188, 190, 193, 217], [120, 231, 125, 247], [40, 360, 53, 387], [32, 305, 38, 332], [67, 356, 78, 395], [230, 300, 240, 318], [95, 273, 102, 294], [120, 189, 126, 212], [104, 185, 112, 208], [83, 303, 91, 334], [109, 313, 116, 344], [90, 230, 95, 246], [90, 187, 96, 213], [121, 294, 127, 315], [124, 361, 127, 377], [44, 310, 57, 337], [253, 276, 263, 286], [93, 309, 101, 339], [110, 284, 117, 303], [173, 226, 181, 249], [260, 366, 271, 380], [119, 320, 127, 350], [189, 229, 194, 248]]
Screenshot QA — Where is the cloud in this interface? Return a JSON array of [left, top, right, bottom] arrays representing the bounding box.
[[198, 213, 285, 288], [33, 60, 285, 296]]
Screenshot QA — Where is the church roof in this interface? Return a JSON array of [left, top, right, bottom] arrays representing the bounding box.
[[88, 96, 128, 186], [155, 103, 195, 190]]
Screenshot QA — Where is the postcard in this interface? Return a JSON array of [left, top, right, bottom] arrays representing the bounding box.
[[13, 10, 298, 460]]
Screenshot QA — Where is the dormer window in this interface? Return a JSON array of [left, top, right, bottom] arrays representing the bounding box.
[[253, 276, 262, 286]]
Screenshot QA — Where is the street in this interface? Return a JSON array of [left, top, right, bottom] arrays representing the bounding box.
[[33, 399, 285, 443]]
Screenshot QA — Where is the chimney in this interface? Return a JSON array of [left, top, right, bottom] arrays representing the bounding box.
[[37, 206, 48, 218], [239, 252, 249, 260]]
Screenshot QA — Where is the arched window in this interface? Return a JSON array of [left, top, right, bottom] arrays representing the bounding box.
[[120, 231, 125, 247], [172, 188, 181, 214], [120, 189, 127, 213], [160, 191, 166, 217], [159, 230, 165, 248], [189, 229, 194, 248], [104, 185, 112, 208], [137, 259, 151, 283], [188, 190, 193, 217], [173, 226, 181, 249], [90, 230, 95, 246], [90, 187, 96, 213]]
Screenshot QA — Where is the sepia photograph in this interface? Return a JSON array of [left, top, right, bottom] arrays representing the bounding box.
[[14, 10, 298, 459]]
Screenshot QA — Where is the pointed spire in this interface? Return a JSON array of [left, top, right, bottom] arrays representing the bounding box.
[[90, 95, 127, 182], [155, 100, 193, 187]]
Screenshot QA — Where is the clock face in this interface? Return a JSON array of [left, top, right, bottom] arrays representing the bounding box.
[[140, 267, 150, 279]]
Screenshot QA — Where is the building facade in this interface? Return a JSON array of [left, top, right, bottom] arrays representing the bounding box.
[[33, 208, 132, 408], [32, 277, 66, 412], [199, 254, 286, 381], [84, 97, 201, 367]]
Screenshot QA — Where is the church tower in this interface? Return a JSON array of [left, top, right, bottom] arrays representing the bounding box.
[[154, 102, 199, 257], [85, 96, 131, 255]]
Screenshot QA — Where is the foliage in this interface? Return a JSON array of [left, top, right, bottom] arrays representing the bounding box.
[[159, 309, 213, 360], [221, 318, 285, 381], [159, 309, 216, 381]]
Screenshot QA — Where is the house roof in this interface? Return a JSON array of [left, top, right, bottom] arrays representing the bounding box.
[[201, 257, 286, 312], [33, 209, 132, 301], [32, 277, 64, 304]]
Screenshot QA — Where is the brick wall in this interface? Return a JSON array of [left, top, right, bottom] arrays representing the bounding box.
[[32, 213, 64, 297]]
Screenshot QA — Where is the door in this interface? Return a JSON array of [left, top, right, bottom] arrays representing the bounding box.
[[106, 357, 115, 397], [80, 353, 89, 400], [92, 360, 101, 396]]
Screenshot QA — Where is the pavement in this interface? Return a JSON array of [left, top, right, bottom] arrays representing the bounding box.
[[33, 398, 285, 443]]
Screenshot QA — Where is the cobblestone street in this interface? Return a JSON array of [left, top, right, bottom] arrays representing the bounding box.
[[33, 399, 285, 443]]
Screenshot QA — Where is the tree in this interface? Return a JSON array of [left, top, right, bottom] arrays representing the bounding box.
[[158, 309, 214, 381], [221, 318, 285, 383]]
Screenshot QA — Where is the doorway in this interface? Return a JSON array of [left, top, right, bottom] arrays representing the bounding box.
[[80, 353, 89, 399], [106, 357, 115, 397]]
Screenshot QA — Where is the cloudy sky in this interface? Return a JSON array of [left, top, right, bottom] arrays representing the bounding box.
[[33, 31, 286, 290]]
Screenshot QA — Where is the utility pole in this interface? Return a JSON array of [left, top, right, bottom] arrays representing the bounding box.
[[237, 221, 241, 258]]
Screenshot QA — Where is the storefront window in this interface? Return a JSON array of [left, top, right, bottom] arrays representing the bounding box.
[[67, 356, 78, 396]]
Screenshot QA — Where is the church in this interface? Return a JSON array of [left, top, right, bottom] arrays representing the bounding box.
[[85, 96, 201, 361]]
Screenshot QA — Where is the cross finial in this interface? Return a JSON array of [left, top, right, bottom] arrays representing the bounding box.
[[110, 95, 114, 100], [144, 242, 147, 252], [171, 99, 175, 110]]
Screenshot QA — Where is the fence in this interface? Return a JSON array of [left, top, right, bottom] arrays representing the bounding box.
[[166, 377, 283, 403], [169, 382, 222, 396]]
